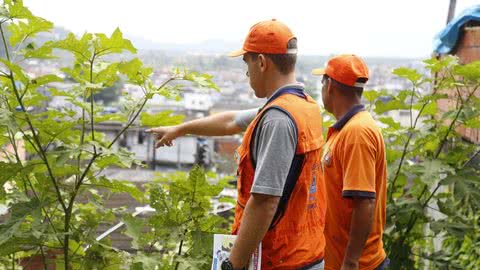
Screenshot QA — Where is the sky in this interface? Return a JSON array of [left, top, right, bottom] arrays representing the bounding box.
[[24, 0, 480, 58]]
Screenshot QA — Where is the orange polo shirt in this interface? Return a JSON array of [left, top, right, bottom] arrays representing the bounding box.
[[321, 105, 387, 270]]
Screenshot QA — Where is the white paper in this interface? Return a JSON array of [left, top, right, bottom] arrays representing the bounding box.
[[211, 234, 261, 270]]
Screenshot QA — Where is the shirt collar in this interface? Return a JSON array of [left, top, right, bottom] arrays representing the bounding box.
[[266, 82, 305, 103], [332, 104, 365, 130]]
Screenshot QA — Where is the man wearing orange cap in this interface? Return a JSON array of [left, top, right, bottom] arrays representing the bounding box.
[[312, 55, 389, 270], [147, 19, 326, 270]]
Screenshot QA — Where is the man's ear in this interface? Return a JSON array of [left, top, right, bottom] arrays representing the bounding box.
[[327, 79, 334, 95], [258, 54, 268, 72]]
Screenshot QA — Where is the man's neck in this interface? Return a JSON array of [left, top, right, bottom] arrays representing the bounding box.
[[333, 100, 362, 120], [265, 73, 297, 98]]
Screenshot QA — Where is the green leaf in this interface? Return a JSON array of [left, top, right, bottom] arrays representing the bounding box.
[[31, 74, 63, 87], [423, 55, 457, 72], [0, 197, 41, 245], [122, 215, 144, 249], [92, 176, 144, 202], [183, 71, 219, 91], [374, 98, 409, 114], [118, 58, 153, 84], [452, 60, 480, 82], [0, 161, 23, 185], [7, 16, 53, 47], [53, 32, 93, 61], [94, 62, 119, 87], [131, 253, 162, 270], [61, 63, 90, 84], [464, 117, 480, 128], [140, 111, 185, 127], [4, 0, 32, 19], [379, 116, 401, 130], [0, 58, 29, 84], [94, 28, 137, 56], [363, 90, 381, 103], [94, 149, 136, 169], [95, 113, 127, 123], [420, 160, 452, 184], [19, 41, 55, 59], [414, 101, 437, 116], [393, 67, 422, 84]]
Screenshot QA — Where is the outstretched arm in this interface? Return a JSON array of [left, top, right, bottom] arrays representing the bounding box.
[[146, 109, 256, 148]]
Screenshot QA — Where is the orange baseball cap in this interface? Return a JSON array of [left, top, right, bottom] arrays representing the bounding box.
[[228, 19, 297, 57], [312, 54, 369, 88]]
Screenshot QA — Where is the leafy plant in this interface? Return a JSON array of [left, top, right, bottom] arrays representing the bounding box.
[[364, 55, 480, 269], [0, 1, 224, 269], [121, 167, 231, 270]]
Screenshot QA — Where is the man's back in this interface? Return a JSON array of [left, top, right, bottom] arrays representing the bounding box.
[[322, 110, 387, 270]]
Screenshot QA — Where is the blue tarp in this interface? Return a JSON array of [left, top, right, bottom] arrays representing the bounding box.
[[433, 5, 480, 54]]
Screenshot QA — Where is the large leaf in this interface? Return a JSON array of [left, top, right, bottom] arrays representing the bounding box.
[[93, 62, 119, 87], [423, 55, 457, 72], [7, 16, 53, 47], [118, 57, 153, 85], [379, 116, 401, 130], [53, 32, 93, 62], [94, 28, 137, 56], [3, 0, 32, 19], [140, 111, 184, 127], [393, 67, 422, 84], [30, 74, 64, 87], [92, 176, 144, 203], [183, 71, 219, 91], [0, 161, 23, 186], [122, 215, 144, 249], [0, 58, 29, 84], [452, 60, 480, 82], [20, 41, 55, 59], [414, 101, 437, 116], [363, 90, 381, 103], [374, 98, 409, 114]]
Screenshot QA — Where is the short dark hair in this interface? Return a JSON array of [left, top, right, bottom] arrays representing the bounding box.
[[246, 38, 297, 75], [326, 75, 366, 98]]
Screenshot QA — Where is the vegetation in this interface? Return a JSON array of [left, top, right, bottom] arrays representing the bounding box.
[[0, 1, 479, 269]]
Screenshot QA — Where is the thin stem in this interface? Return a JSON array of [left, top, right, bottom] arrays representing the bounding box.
[[396, 83, 479, 251], [89, 56, 97, 155], [39, 245, 49, 270], [389, 96, 435, 201], [108, 78, 174, 148], [76, 89, 87, 184], [461, 148, 480, 169], [175, 168, 199, 270], [0, 23, 66, 212], [6, 128, 22, 167], [25, 176, 63, 245], [409, 85, 416, 128], [64, 214, 70, 270], [0, 23, 11, 62], [435, 85, 479, 158]]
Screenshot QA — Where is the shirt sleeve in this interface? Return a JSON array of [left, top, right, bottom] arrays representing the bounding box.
[[250, 108, 297, 196], [234, 108, 259, 131], [341, 131, 377, 199]]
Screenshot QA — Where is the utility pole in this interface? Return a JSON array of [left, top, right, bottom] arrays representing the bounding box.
[[446, 0, 457, 24]]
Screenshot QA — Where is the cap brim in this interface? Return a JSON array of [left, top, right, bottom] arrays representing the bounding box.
[[228, 49, 247, 57], [311, 68, 326, 76]]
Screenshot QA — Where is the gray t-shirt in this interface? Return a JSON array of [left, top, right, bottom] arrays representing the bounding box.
[[235, 108, 297, 196]]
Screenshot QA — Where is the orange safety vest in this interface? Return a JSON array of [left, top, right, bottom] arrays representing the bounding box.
[[233, 90, 326, 269]]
